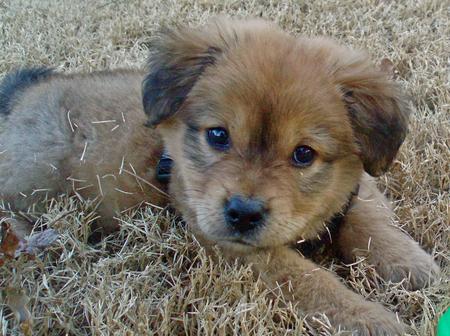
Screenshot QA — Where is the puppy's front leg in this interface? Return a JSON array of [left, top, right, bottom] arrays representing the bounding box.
[[338, 175, 440, 290], [244, 246, 404, 335]]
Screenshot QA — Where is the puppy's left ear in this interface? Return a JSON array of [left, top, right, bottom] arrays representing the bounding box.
[[142, 25, 223, 127], [333, 50, 410, 176]]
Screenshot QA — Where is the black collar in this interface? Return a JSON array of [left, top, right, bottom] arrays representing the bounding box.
[[295, 185, 359, 257], [156, 153, 359, 257], [155, 151, 173, 184]]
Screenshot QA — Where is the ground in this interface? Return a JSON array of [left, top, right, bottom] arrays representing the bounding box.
[[0, 0, 448, 335]]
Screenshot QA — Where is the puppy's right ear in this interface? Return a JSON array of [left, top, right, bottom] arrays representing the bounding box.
[[142, 26, 222, 127]]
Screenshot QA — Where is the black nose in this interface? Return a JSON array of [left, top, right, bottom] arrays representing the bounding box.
[[224, 195, 267, 233]]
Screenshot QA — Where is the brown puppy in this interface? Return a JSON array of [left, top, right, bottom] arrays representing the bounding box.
[[142, 18, 439, 334], [0, 18, 439, 334]]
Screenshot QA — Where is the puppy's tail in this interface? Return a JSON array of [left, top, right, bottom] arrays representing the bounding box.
[[0, 67, 54, 117]]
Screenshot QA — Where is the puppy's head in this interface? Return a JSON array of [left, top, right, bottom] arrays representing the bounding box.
[[143, 18, 409, 251]]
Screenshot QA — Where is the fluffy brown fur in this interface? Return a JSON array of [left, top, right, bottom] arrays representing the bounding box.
[[0, 18, 439, 335], [0, 69, 168, 234]]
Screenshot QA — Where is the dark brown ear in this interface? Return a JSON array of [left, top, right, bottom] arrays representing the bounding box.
[[333, 50, 410, 176], [142, 25, 224, 127]]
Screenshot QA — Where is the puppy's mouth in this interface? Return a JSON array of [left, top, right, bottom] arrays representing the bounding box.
[[205, 225, 262, 248], [221, 238, 256, 246], [216, 238, 259, 252]]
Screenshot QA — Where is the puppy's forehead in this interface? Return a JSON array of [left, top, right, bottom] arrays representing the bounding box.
[[189, 35, 352, 157]]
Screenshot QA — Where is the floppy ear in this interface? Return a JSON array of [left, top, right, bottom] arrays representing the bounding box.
[[333, 51, 410, 176], [142, 25, 224, 127]]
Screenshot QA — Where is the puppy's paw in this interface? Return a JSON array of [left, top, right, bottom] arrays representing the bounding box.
[[374, 247, 440, 290], [329, 301, 405, 335]]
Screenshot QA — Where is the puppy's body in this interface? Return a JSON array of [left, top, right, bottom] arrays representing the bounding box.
[[0, 69, 166, 231], [0, 19, 439, 335]]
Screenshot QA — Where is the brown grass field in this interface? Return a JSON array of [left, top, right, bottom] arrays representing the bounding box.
[[0, 0, 448, 335]]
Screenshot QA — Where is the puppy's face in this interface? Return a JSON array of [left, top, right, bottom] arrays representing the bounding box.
[[143, 19, 409, 251]]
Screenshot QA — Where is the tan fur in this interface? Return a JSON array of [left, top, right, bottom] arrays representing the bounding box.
[[0, 70, 168, 232], [338, 174, 440, 290], [0, 18, 439, 335]]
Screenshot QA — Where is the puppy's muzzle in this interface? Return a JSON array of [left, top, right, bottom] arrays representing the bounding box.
[[224, 195, 267, 234]]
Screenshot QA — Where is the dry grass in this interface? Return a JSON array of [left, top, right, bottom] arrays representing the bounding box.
[[0, 0, 448, 335]]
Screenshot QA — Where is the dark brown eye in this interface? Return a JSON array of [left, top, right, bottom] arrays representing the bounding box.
[[292, 145, 315, 167], [206, 127, 230, 151]]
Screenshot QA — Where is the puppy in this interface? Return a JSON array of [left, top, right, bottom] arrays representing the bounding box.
[[0, 18, 439, 334], [142, 18, 440, 334]]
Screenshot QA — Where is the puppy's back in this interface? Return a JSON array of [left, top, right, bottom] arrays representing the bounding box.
[[0, 69, 157, 217], [0, 67, 54, 117]]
